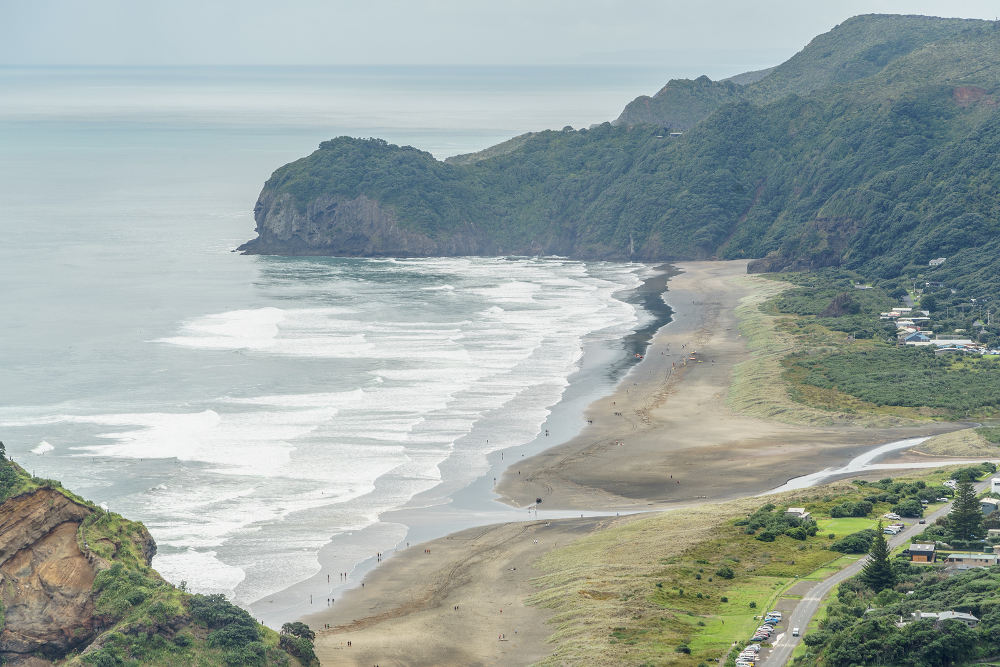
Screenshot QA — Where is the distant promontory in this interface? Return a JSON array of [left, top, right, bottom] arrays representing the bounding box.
[[240, 14, 1000, 294]]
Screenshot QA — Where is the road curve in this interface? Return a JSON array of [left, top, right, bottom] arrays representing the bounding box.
[[764, 474, 996, 666]]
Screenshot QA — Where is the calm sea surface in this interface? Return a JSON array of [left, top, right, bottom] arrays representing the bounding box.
[[0, 66, 667, 614]]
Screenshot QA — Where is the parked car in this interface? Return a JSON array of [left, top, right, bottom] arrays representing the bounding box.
[[884, 512, 901, 520], [936, 497, 949, 502]]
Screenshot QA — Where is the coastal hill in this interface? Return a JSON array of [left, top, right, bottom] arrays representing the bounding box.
[[239, 14, 1000, 292], [0, 453, 313, 666]]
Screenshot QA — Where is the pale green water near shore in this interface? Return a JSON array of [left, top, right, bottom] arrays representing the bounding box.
[[0, 65, 668, 619]]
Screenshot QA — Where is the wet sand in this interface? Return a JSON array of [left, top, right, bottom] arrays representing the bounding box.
[[307, 260, 965, 665], [496, 260, 957, 510]]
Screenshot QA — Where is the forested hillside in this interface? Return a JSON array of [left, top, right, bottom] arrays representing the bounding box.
[[240, 14, 1000, 291]]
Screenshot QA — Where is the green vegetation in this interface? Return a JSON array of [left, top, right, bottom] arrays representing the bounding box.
[[830, 529, 876, 554], [736, 503, 819, 541], [251, 15, 1000, 301], [527, 471, 955, 665], [794, 347, 1000, 412], [977, 426, 1000, 443], [0, 451, 308, 667], [949, 480, 986, 541], [859, 523, 897, 592], [744, 268, 1000, 420], [797, 565, 1000, 666]]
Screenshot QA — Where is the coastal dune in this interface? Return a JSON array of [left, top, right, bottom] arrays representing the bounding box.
[[306, 515, 636, 666]]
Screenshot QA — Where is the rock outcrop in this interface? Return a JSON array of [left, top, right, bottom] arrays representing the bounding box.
[[0, 489, 154, 666], [238, 192, 489, 257]]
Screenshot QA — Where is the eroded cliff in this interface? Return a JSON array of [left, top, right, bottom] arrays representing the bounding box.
[[0, 488, 155, 665]]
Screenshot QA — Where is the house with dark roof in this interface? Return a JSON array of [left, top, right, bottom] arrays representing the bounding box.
[[905, 543, 936, 563]]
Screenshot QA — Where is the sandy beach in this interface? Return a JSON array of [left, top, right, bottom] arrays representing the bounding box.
[[307, 260, 964, 665], [496, 260, 956, 509], [306, 515, 638, 666]]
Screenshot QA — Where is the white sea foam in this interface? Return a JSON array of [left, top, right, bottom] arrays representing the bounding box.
[[31, 440, 54, 454], [153, 548, 246, 595], [13, 258, 654, 607]]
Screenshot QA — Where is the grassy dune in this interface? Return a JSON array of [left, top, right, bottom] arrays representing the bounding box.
[[526, 466, 974, 666], [915, 427, 1000, 456], [527, 485, 858, 666], [728, 274, 925, 426]]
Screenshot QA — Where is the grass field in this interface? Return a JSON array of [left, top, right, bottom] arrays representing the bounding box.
[[728, 275, 911, 427], [814, 517, 876, 537], [529, 466, 983, 666]]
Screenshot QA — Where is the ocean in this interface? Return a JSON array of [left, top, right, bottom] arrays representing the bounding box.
[[0, 65, 669, 622]]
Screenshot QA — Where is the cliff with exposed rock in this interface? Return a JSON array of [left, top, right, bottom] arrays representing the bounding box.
[[0, 457, 310, 666]]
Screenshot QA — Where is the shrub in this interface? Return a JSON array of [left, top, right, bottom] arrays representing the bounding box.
[[893, 498, 924, 518], [716, 565, 735, 579], [831, 529, 876, 554]]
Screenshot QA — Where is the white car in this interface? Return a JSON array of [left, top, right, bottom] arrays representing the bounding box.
[[884, 513, 901, 520]]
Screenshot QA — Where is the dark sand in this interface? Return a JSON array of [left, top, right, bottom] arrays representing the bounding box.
[[308, 260, 964, 665]]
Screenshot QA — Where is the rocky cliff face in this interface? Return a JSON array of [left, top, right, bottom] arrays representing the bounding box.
[[0, 489, 155, 666], [239, 191, 489, 257]]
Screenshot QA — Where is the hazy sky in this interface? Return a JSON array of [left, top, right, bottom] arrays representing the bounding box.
[[4, 0, 999, 75]]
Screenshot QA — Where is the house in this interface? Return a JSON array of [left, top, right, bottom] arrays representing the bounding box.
[[991, 479, 1000, 494], [905, 543, 936, 563], [784, 507, 811, 521], [980, 498, 999, 516], [928, 257, 947, 267], [902, 332, 932, 344], [942, 552, 999, 569], [987, 528, 1000, 540], [912, 610, 979, 628], [931, 339, 975, 347]]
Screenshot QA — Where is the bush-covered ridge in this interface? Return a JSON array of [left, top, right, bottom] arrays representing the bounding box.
[[245, 14, 1000, 298], [0, 449, 313, 666]]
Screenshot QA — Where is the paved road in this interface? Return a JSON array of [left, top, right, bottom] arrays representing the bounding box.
[[764, 475, 997, 666]]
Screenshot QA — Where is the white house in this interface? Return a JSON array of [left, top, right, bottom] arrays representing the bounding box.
[[910, 610, 979, 628]]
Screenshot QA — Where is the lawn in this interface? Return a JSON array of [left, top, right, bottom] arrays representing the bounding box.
[[800, 555, 860, 581], [686, 577, 791, 654], [815, 517, 876, 537]]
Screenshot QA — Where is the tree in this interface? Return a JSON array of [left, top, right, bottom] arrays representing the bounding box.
[[280, 621, 315, 641], [860, 521, 897, 592], [893, 498, 924, 518], [949, 481, 985, 541]]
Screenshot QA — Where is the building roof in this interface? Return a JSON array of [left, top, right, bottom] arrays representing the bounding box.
[[936, 611, 978, 622], [945, 552, 997, 560], [980, 498, 1000, 506], [908, 543, 936, 552]]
